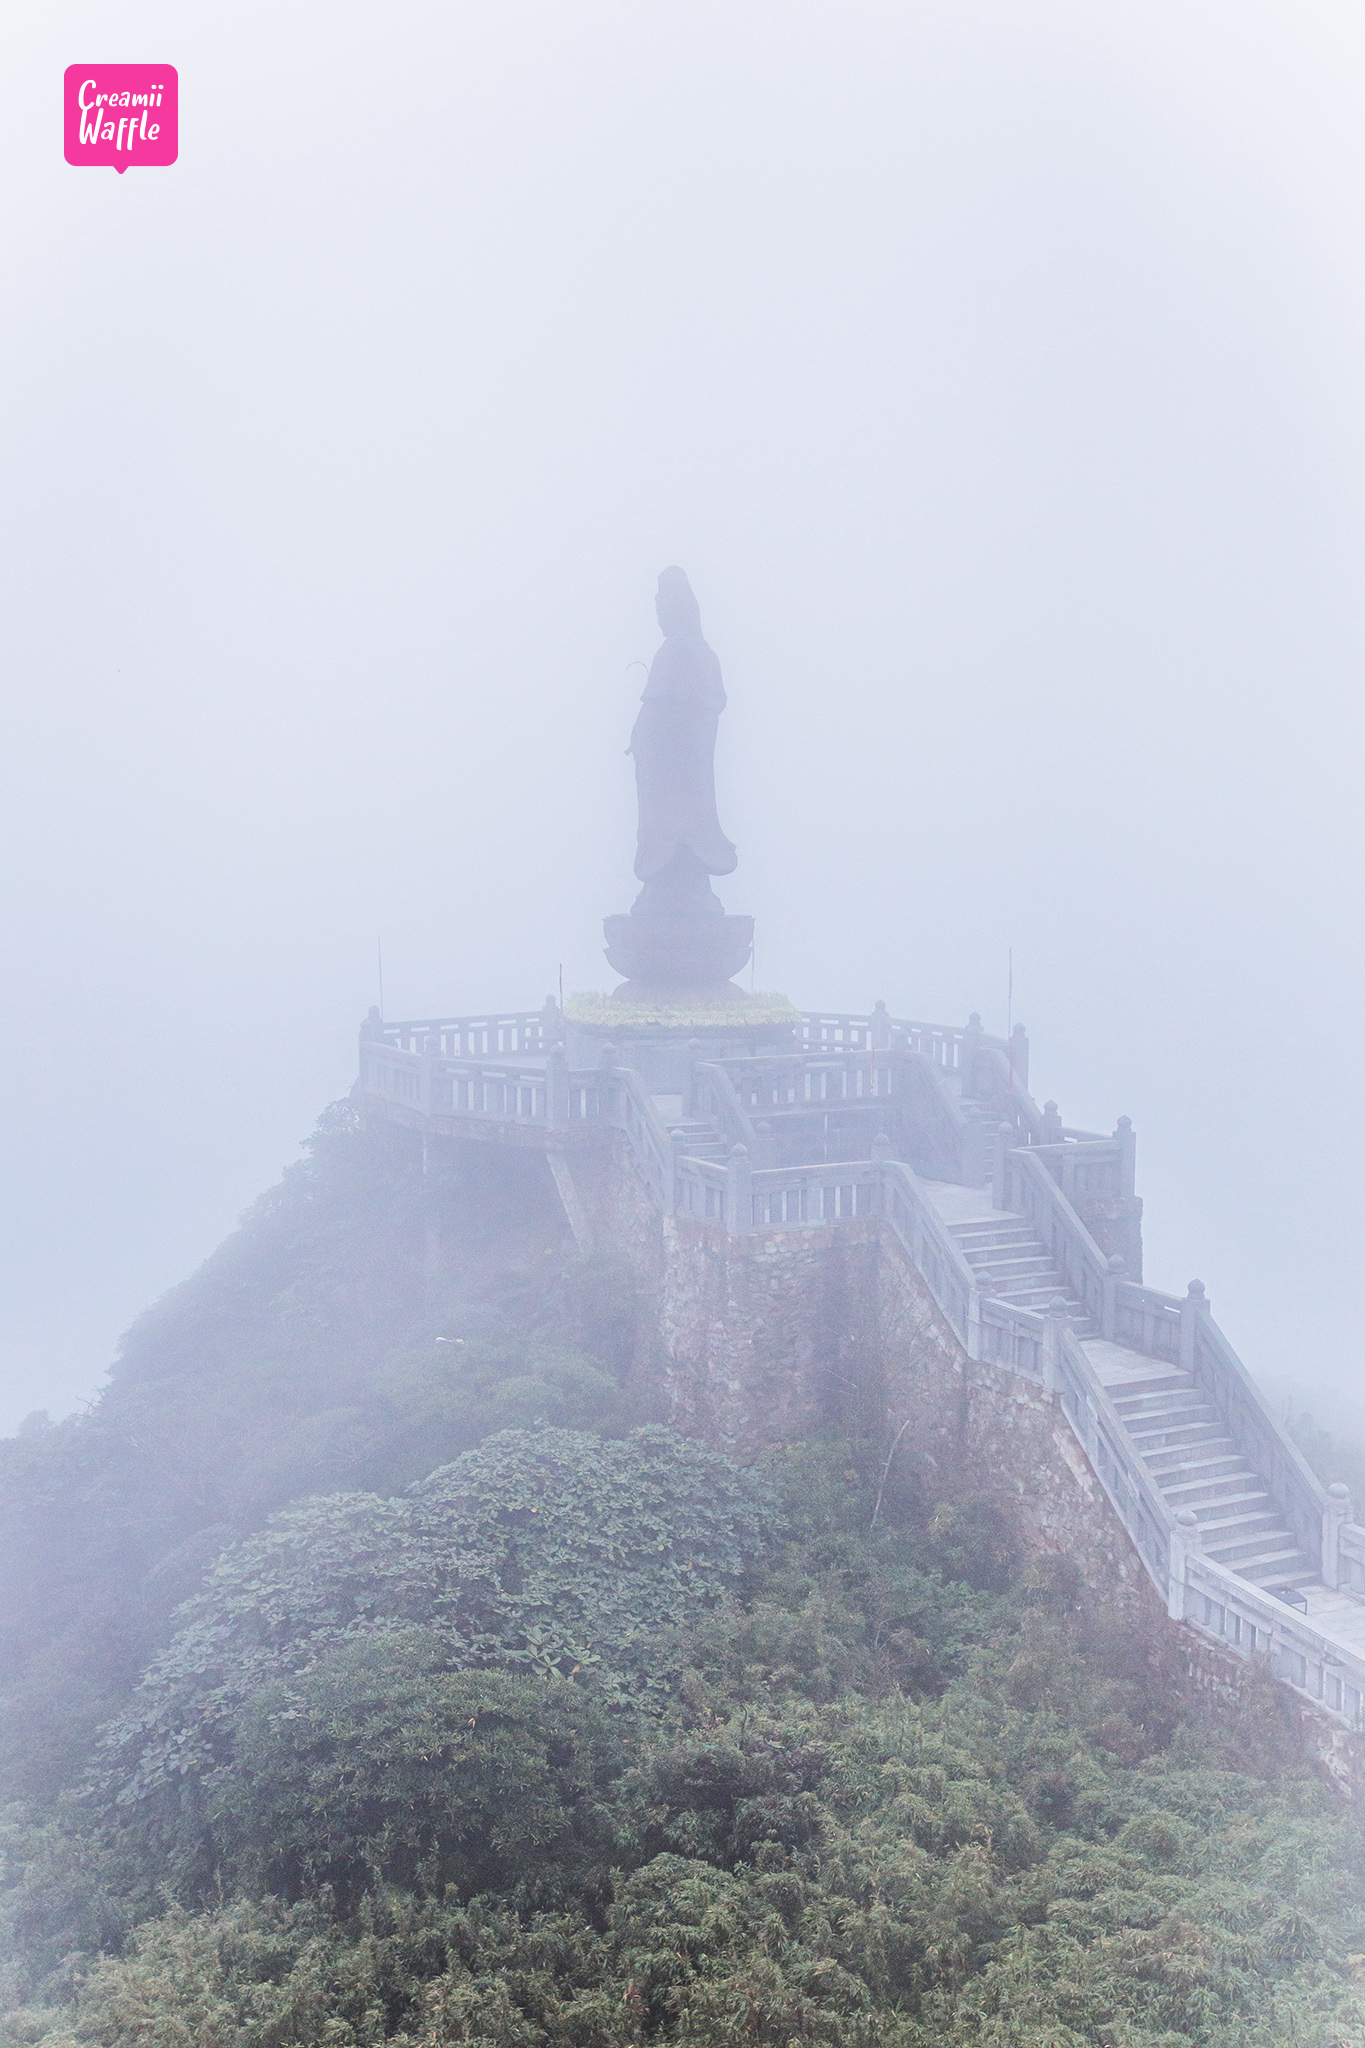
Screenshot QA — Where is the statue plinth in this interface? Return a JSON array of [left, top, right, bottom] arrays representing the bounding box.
[[603, 911, 753, 991]]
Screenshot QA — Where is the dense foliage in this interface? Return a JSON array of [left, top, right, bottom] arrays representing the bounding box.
[[0, 1106, 644, 1811], [4, 1107, 1365, 2046]]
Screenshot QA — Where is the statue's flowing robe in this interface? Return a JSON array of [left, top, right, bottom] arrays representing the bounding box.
[[631, 632, 737, 880]]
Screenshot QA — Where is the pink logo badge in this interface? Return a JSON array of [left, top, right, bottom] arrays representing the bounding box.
[[64, 65, 178, 173]]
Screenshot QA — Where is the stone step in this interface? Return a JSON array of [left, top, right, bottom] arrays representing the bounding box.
[[967, 1259, 1057, 1285], [962, 1240, 1048, 1261], [1121, 1409, 1219, 1441], [965, 1247, 1048, 1265], [1206, 1530, 1299, 1568], [1162, 1474, 1268, 1507], [992, 1282, 1072, 1308], [1192, 1502, 1277, 1538], [1153, 1452, 1249, 1485], [1121, 1408, 1210, 1435], [1261, 1570, 1321, 1594], [1151, 1451, 1247, 1490], [1135, 1419, 1224, 1450], [1229, 1550, 1315, 1587], [953, 1231, 1040, 1255], [1108, 1375, 1194, 1406], [1129, 1417, 1219, 1449], [1111, 1383, 1202, 1413]]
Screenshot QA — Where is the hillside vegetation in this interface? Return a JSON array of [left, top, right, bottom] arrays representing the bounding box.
[[3, 1107, 1365, 2047]]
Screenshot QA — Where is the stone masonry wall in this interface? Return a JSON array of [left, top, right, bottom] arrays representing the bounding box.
[[583, 1137, 1162, 1623]]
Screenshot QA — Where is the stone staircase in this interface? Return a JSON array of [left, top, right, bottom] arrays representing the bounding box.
[[947, 1212, 1090, 1326], [653, 1097, 730, 1163], [1089, 1347, 1318, 1597], [926, 1180, 1321, 1604]]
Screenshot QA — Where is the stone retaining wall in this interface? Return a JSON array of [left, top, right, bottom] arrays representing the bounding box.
[[574, 1135, 1163, 1622]]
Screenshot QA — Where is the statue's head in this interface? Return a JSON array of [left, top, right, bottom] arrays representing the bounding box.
[[656, 565, 702, 640]]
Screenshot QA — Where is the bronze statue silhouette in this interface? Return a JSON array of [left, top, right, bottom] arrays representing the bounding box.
[[603, 567, 752, 989], [628, 566, 737, 917]]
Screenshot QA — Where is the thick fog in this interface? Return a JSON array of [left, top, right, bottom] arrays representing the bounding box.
[[3, 3, 1363, 1435]]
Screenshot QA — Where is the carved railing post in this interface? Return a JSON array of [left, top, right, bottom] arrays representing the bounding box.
[[1324, 1482, 1352, 1591], [1010, 1021, 1029, 1091], [1044, 1295, 1068, 1395], [960, 1012, 984, 1097], [992, 1122, 1013, 1210], [1179, 1279, 1209, 1376], [1116, 1115, 1136, 1198], [1102, 1254, 1125, 1341], [1168, 1508, 1200, 1620], [725, 1144, 753, 1235], [1081, 1390, 1100, 1467], [1040, 1099, 1063, 1144]]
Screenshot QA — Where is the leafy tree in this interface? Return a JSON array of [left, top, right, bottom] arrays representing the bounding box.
[[212, 1632, 625, 1908], [0, 1107, 646, 1811], [71, 1427, 772, 1915]]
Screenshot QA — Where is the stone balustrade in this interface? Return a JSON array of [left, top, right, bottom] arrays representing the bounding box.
[[1051, 1320, 1175, 1592], [1043, 1314, 1365, 1725], [1182, 1550, 1365, 1721], [1336, 1517, 1365, 1597], [1183, 1292, 1327, 1572], [995, 1141, 1116, 1325], [690, 1062, 760, 1151], [372, 1007, 554, 1057]]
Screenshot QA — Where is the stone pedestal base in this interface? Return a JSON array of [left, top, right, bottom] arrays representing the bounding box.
[[606, 979, 753, 1013], [603, 912, 753, 989]]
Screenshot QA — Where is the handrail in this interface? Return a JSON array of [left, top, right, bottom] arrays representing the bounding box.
[[978, 1298, 1046, 1378], [1111, 1278, 1183, 1360], [748, 1157, 882, 1230], [879, 1160, 981, 1354], [1182, 1550, 1365, 1729], [673, 1154, 729, 1226], [691, 1062, 760, 1152], [1053, 1324, 1176, 1594], [716, 1050, 906, 1124], [376, 1009, 554, 1057], [999, 1145, 1114, 1330], [599, 1066, 675, 1212], [1338, 1521, 1365, 1597], [1046, 1324, 1365, 1723], [1188, 1310, 1326, 1569], [1027, 1137, 1129, 1202], [797, 1010, 1009, 1067]]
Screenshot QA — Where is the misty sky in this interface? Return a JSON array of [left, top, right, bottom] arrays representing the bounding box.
[[4, 3, 1364, 1436]]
